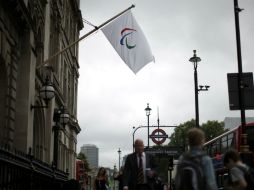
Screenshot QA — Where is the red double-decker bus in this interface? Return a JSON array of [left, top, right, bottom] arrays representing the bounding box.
[[76, 159, 88, 190], [203, 122, 254, 189]]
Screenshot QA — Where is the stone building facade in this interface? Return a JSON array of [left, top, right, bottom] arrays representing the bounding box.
[[0, 0, 83, 178]]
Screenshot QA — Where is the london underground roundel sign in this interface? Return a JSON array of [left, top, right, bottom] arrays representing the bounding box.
[[150, 128, 168, 145]]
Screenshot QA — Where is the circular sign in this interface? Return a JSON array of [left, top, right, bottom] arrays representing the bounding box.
[[150, 128, 168, 145]]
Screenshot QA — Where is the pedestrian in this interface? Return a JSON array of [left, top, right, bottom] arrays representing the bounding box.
[[114, 166, 124, 190], [175, 127, 218, 190], [223, 149, 251, 190], [93, 167, 109, 190], [122, 139, 158, 190]]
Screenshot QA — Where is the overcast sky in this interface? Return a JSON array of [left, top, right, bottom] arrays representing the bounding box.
[[77, 0, 254, 168]]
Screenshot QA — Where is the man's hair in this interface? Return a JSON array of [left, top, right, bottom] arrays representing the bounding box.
[[134, 139, 144, 147], [223, 149, 240, 164], [187, 127, 205, 146]]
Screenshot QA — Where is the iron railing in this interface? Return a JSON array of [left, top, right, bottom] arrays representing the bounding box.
[[0, 145, 68, 190]]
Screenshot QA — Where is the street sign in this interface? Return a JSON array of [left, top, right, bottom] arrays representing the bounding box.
[[144, 146, 182, 156], [150, 128, 168, 145], [227, 72, 254, 110]]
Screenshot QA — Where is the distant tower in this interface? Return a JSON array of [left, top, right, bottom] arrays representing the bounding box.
[[80, 144, 99, 168]]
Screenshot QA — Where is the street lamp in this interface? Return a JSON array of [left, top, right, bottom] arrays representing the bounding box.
[[52, 106, 70, 167], [117, 148, 121, 170], [189, 50, 209, 128], [113, 164, 117, 190], [30, 76, 55, 109], [145, 103, 151, 147]]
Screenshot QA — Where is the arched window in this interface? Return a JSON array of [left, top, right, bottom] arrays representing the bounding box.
[[32, 100, 46, 161], [0, 59, 7, 144]]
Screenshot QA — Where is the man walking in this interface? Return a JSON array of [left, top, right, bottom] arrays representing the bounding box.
[[175, 127, 218, 190], [122, 139, 157, 190], [224, 149, 250, 190]]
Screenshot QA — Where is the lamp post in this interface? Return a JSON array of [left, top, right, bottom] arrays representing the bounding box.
[[113, 164, 117, 190], [189, 50, 201, 128], [30, 76, 55, 109], [144, 103, 151, 147], [117, 148, 121, 170], [233, 0, 246, 131], [232, 0, 251, 162], [189, 50, 210, 128], [53, 106, 70, 167]]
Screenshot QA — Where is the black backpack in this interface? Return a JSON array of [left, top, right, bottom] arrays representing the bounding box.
[[234, 165, 254, 190], [175, 152, 205, 190]]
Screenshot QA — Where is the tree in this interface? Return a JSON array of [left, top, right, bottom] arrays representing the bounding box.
[[77, 152, 91, 172], [202, 120, 225, 142], [168, 119, 226, 149], [168, 119, 196, 150]]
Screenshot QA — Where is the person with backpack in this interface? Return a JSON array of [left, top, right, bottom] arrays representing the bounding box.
[[223, 149, 254, 190], [175, 127, 218, 190]]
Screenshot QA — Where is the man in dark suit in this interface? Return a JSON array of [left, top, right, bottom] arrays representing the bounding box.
[[122, 139, 157, 190]]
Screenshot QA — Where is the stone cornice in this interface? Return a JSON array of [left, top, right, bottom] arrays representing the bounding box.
[[69, 0, 84, 30]]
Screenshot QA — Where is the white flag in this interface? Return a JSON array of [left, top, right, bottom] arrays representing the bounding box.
[[101, 10, 154, 74]]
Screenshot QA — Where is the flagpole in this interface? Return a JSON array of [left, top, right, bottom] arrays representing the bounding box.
[[37, 4, 135, 69]]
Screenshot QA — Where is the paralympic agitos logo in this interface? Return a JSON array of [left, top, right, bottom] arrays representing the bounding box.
[[120, 28, 137, 49]]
